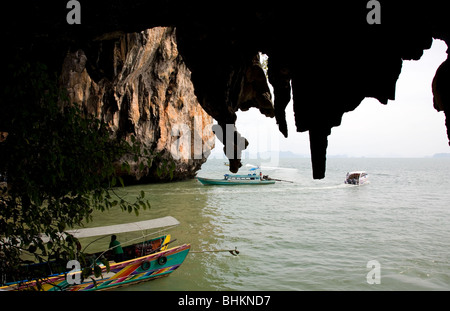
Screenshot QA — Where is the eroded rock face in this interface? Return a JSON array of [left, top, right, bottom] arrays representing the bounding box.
[[60, 27, 215, 183], [4, 1, 450, 180], [174, 2, 437, 178]]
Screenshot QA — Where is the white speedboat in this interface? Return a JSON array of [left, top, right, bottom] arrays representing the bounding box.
[[345, 171, 369, 185]]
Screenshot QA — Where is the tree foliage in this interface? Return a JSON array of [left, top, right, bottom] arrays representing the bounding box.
[[0, 61, 166, 287]]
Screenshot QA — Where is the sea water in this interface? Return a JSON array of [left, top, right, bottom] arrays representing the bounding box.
[[83, 158, 450, 291]]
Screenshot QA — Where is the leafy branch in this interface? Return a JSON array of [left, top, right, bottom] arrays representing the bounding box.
[[0, 61, 171, 287]]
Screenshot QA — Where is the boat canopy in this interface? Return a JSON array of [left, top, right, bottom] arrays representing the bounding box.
[[40, 216, 180, 242], [347, 171, 367, 177], [349, 171, 366, 174]]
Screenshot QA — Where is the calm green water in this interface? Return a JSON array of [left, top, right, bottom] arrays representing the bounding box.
[[81, 158, 450, 291]]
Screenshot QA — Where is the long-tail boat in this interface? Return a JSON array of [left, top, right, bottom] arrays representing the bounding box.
[[197, 167, 276, 185], [0, 216, 190, 291]]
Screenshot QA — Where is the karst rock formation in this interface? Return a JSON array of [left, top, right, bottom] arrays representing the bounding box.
[[60, 27, 215, 183], [3, 1, 450, 179]]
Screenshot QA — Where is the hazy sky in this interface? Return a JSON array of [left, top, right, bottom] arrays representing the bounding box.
[[212, 38, 449, 158]]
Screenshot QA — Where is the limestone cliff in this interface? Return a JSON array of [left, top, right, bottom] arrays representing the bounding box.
[[60, 27, 215, 183]]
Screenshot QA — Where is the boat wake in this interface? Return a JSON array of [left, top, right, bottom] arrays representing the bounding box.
[[245, 164, 298, 171], [300, 184, 350, 191]]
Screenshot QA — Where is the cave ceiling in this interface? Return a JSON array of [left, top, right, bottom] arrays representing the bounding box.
[[3, 0, 450, 178]]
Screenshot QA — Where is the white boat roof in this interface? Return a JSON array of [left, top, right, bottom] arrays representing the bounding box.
[[41, 216, 180, 242], [348, 171, 367, 174]]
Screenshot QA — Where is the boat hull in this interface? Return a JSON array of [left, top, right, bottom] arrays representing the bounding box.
[[0, 244, 190, 291], [197, 177, 275, 185], [344, 171, 369, 186]]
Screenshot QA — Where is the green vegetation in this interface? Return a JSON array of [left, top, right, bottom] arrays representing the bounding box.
[[0, 61, 170, 287]]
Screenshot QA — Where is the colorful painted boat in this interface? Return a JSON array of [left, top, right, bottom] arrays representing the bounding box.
[[0, 218, 190, 291]]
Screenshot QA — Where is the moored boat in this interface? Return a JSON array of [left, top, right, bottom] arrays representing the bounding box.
[[197, 167, 275, 185], [345, 171, 369, 185], [0, 217, 190, 291]]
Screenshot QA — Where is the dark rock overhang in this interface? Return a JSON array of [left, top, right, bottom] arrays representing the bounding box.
[[3, 1, 450, 179]]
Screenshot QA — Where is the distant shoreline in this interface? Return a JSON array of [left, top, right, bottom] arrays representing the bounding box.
[[208, 150, 450, 160]]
